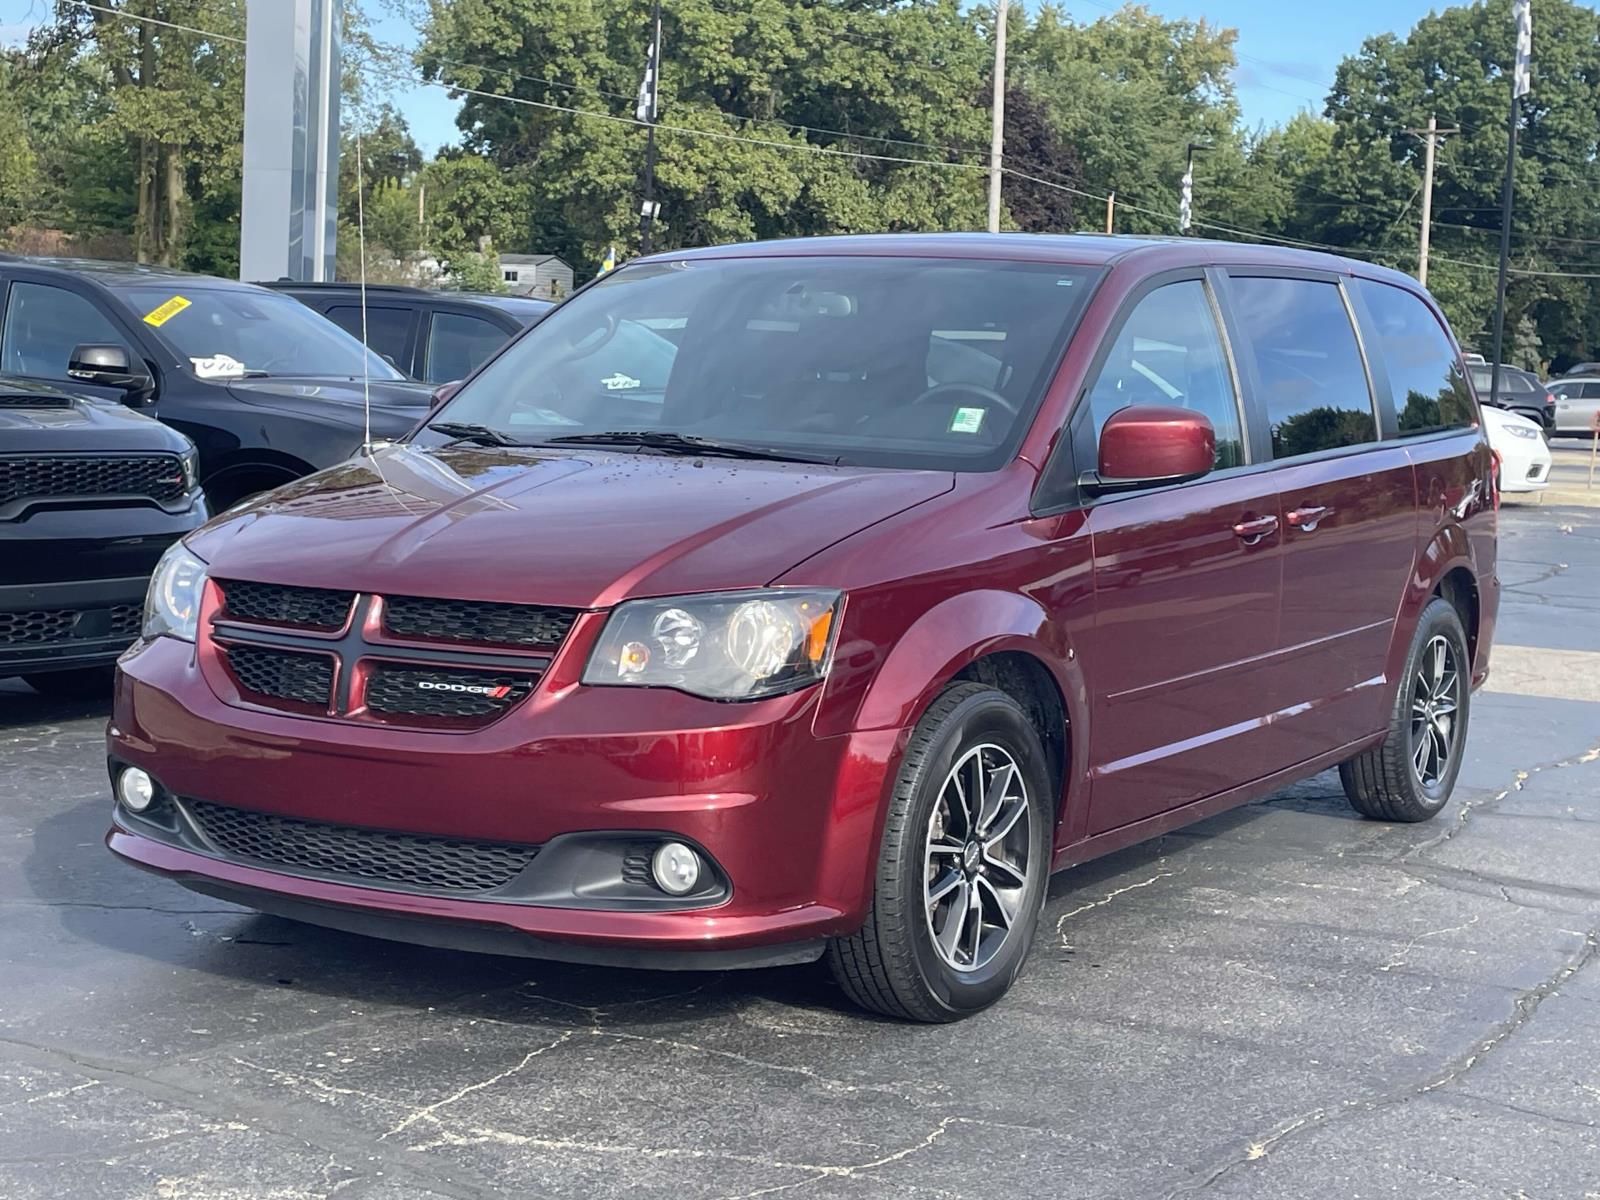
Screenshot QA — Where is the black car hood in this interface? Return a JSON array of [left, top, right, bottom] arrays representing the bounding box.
[[226, 376, 434, 411], [0, 376, 192, 454]]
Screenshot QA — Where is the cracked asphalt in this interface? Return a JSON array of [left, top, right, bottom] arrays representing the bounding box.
[[3, 501, 1599, 1199]]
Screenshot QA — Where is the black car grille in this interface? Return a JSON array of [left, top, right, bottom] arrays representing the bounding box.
[[383, 595, 579, 648], [0, 609, 79, 644], [110, 604, 142, 638], [0, 454, 185, 505], [219, 580, 354, 630], [223, 644, 334, 708], [0, 393, 70, 409], [185, 800, 540, 893], [364, 662, 537, 719]]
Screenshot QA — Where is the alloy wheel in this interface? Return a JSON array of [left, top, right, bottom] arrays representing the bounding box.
[[1410, 634, 1461, 790], [924, 743, 1032, 973]]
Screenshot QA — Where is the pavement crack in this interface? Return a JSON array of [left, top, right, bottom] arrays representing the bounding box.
[[1055, 865, 1185, 949], [1158, 927, 1600, 1196], [379, 1029, 574, 1141]]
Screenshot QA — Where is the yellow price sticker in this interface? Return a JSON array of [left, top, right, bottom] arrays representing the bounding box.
[[143, 296, 191, 327]]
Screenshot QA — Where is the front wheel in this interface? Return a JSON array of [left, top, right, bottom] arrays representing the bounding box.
[[1340, 597, 1471, 822], [828, 683, 1053, 1022]]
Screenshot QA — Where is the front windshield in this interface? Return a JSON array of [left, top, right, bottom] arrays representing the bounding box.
[[419, 256, 1097, 470], [115, 285, 404, 382]]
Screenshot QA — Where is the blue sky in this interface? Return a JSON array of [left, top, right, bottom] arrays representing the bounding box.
[[0, 0, 1463, 154]]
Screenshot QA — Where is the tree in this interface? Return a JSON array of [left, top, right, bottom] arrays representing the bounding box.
[[1000, 82, 1082, 232]]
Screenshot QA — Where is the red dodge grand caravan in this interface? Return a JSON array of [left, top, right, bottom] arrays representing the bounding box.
[[108, 235, 1496, 1021]]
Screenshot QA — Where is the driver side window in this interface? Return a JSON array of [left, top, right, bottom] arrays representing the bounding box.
[[1084, 280, 1244, 469], [0, 281, 134, 382]]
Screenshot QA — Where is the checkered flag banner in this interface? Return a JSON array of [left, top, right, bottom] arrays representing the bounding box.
[[1179, 163, 1194, 232], [1513, 0, 1532, 98], [635, 15, 661, 123]]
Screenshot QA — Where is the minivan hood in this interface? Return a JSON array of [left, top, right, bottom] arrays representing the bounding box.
[[187, 443, 954, 608]]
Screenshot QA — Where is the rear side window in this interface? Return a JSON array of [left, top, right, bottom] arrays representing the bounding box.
[[1355, 280, 1475, 435], [1468, 366, 1536, 395], [1228, 276, 1377, 459], [1082, 280, 1244, 469], [425, 311, 509, 383], [0, 281, 134, 380], [326, 304, 414, 370]]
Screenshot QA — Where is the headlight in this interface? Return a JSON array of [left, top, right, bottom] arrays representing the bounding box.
[[1505, 424, 1541, 440], [143, 543, 209, 642], [179, 447, 200, 492], [582, 589, 842, 700]]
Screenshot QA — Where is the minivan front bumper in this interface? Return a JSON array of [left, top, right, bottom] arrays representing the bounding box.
[[106, 635, 902, 966]]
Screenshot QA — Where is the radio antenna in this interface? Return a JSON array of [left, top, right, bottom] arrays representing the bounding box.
[[354, 112, 372, 453]]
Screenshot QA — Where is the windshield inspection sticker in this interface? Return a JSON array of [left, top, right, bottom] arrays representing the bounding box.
[[143, 295, 191, 327], [189, 353, 248, 379], [949, 406, 987, 434], [601, 372, 642, 391]]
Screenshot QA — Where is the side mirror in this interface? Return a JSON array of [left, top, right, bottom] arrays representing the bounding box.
[[430, 380, 461, 409], [68, 344, 155, 404], [1089, 406, 1215, 492]]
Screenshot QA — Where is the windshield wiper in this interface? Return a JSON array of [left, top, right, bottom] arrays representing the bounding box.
[[427, 421, 527, 447], [543, 430, 839, 464]]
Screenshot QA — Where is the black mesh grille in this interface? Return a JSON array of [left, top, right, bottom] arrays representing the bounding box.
[[0, 609, 78, 644], [220, 580, 354, 629], [364, 662, 536, 719], [223, 644, 334, 708], [110, 605, 142, 638], [185, 800, 540, 892], [0, 454, 185, 505], [0, 393, 71, 409], [383, 595, 579, 648]]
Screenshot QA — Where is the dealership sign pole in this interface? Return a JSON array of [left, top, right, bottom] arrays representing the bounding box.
[[1489, 0, 1532, 408]]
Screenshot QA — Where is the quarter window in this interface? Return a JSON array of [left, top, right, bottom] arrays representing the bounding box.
[[1082, 280, 1244, 470], [1355, 279, 1474, 434], [0, 282, 134, 381], [425, 312, 508, 383], [1229, 277, 1377, 458]]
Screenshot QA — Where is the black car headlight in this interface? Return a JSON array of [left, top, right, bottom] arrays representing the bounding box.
[[143, 543, 209, 642], [582, 589, 842, 700]]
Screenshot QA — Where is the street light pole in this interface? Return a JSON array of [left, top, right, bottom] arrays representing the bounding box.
[[986, 0, 1008, 234]]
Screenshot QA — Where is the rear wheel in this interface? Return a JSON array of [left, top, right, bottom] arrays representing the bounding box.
[[1340, 597, 1470, 822], [828, 683, 1053, 1022]]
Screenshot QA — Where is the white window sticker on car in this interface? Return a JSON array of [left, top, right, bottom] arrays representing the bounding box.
[[190, 354, 248, 379], [949, 406, 987, 434], [601, 372, 641, 391]]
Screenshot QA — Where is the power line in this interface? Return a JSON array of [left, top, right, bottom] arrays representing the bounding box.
[[75, 1, 242, 45]]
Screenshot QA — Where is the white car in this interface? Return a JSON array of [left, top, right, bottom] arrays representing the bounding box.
[[1483, 404, 1551, 494]]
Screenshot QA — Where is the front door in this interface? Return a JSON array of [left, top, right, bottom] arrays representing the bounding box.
[[1075, 278, 1286, 835]]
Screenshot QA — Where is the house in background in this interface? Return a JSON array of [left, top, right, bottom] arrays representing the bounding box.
[[498, 253, 575, 301]]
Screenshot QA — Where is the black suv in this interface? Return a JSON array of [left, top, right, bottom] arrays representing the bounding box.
[[0, 257, 435, 508], [262, 282, 551, 384], [1, 375, 206, 696], [1466, 362, 1556, 430]]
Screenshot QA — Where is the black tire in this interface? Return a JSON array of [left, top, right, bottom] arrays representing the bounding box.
[[1340, 597, 1471, 822], [828, 682, 1053, 1022], [22, 666, 117, 700]]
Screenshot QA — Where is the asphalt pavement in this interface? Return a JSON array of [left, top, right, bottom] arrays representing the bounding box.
[[2, 502, 1598, 1199]]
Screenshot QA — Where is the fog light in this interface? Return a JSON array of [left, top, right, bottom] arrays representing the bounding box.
[[651, 842, 701, 896], [117, 767, 155, 813]]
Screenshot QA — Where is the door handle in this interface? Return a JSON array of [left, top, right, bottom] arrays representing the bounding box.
[[1285, 505, 1333, 531], [1232, 514, 1279, 543]]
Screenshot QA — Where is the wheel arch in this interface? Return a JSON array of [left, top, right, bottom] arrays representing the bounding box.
[[200, 449, 316, 508], [1389, 522, 1483, 684]]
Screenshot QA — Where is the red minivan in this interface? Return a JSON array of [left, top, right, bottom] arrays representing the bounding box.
[[107, 235, 1496, 1021]]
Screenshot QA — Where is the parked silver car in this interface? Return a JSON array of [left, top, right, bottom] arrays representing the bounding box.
[[1548, 376, 1600, 436]]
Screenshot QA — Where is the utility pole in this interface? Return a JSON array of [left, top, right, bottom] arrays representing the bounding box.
[[1490, 0, 1532, 408], [1104, 191, 1116, 235], [986, 0, 1008, 234], [1405, 116, 1458, 288]]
